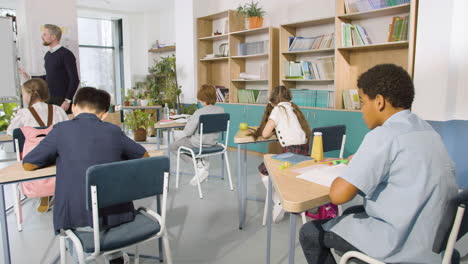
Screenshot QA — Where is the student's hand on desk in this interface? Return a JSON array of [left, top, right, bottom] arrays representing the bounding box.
[[347, 154, 354, 163], [329, 177, 359, 205]]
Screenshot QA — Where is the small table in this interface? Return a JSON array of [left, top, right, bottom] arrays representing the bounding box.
[[263, 154, 331, 264], [234, 128, 277, 230], [0, 150, 163, 264], [154, 121, 186, 150]]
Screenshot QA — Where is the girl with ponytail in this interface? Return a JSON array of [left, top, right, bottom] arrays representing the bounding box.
[[251, 85, 310, 222]]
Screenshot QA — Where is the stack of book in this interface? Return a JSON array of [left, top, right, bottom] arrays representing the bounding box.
[[342, 89, 360, 110], [238, 40, 269, 56], [341, 23, 372, 47], [215, 86, 229, 103], [387, 15, 409, 42], [285, 57, 335, 80], [237, 89, 268, 104], [290, 89, 334, 108], [288, 33, 335, 51], [344, 0, 410, 13]]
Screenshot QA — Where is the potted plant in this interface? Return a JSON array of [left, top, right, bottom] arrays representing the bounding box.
[[124, 89, 136, 106], [237, 1, 266, 29], [124, 110, 155, 141], [148, 55, 182, 113], [0, 103, 18, 132]]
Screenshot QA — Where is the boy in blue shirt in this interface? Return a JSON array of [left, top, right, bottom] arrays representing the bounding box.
[[23, 87, 148, 263], [299, 64, 459, 263]]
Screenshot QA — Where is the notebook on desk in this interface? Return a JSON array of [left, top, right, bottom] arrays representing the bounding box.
[[272, 152, 313, 164]]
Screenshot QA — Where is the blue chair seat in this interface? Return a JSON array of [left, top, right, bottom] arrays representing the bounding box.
[[74, 211, 160, 253], [181, 145, 224, 155]]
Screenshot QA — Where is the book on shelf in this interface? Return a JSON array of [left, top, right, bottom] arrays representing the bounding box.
[[237, 89, 268, 104], [285, 57, 335, 80], [341, 23, 372, 47], [342, 89, 360, 110], [238, 40, 269, 56], [290, 89, 334, 108], [288, 33, 335, 52], [215, 86, 229, 103], [344, 0, 410, 14], [387, 15, 409, 42]]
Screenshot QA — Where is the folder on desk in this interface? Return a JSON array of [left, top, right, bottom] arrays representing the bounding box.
[[272, 152, 313, 164]]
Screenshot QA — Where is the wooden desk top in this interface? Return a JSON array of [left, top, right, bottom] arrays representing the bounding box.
[[154, 121, 186, 129], [122, 105, 162, 109], [264, 154, 330, 213], [234, 127, 278, 144], [0, 134, 12, 142], [0, 150, 164, 184]]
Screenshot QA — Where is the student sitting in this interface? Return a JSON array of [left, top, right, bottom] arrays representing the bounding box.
[[251, 85, 311, 222], [23, 87, 148, 263], [299, 64, 459, 264], [169, 84, 224, 185], [7, 78, 68, 212]]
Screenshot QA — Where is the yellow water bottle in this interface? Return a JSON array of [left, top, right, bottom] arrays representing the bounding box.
[[311, 132, 324, 161]]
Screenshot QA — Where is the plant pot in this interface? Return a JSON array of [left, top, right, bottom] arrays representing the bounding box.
[[133, 128, 147, 142], [124, 101, 130, 106], [248, 16, 263, 29], [140, 99, 149, 106], [132, 100, 138, 106]]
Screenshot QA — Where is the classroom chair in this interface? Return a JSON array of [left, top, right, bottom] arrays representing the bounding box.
[[262, 125, 347, 226], [59, 156, 172, 264], [338, 189, 468, 264], [175, 113, 233, 199]]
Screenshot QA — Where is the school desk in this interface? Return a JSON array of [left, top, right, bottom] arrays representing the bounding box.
[[234, 127, 277, 230], [154, 121, 186, 150], [0, 150, 163, 264], [263, 154, 331, 264]]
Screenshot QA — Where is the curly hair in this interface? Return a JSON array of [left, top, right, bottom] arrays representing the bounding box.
[[357, 64, 414, 109]]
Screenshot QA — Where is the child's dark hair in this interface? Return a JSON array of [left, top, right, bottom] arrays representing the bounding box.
[[357, 64, 414, 109], [73, 87, 110, 113], [251, 86, 311, 141]]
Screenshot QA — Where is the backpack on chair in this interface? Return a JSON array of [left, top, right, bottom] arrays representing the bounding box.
[[20, 105, 56, 198]]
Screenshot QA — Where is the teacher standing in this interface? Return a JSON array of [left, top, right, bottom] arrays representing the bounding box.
[[19, 24, 79, 113]]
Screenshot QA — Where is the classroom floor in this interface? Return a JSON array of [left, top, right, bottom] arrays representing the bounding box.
[[1, 141, 468, 264]]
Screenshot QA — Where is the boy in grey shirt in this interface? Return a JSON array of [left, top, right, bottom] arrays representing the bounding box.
[[169, 85, 224, 185]]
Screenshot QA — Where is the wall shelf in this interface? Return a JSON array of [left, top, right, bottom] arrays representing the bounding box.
[[148, 46, 175, 53]]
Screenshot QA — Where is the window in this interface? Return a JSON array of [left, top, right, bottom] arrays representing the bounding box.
[[77, 18, 123, 104]]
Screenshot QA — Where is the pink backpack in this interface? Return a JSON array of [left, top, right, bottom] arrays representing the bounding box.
[[20, 106, 56, 198], [305, 203, 338, 220]]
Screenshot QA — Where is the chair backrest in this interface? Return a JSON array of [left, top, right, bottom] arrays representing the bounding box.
[[199, 113, 230, 134], [12, 126, 48, 153], [86, 156, 170, 210], [309, 125, 346, 154], [433, 189, 468, 254]]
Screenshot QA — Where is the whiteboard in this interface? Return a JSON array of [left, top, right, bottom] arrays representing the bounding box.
[[0, 17, 19, 101]]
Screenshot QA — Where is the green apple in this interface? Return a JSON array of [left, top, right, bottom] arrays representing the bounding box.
[[239, 122, 248, 130]]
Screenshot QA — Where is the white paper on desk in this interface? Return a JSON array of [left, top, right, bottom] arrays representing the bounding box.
[[170, 114, 191, 119], [295, 164, 348, 187], [175, 118, 188, 123]]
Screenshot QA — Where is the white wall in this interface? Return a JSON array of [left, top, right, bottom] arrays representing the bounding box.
[[413, 0, 468, 121], [175, 0, 335, 104]]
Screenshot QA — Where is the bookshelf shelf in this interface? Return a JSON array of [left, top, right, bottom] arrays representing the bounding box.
[[232, 79, 268, 82], [282, 48, 335, 55], [337, 3, 410, 20], [231, 54, 269, 59], [148, 46, 175, 53], [281, 17, 335, 28], [338, 41, 409, 51], [282, 79, 335, 83], [198, 34, 229, 41], [200, 57, 229, 62], [230, 27, 270, 36]]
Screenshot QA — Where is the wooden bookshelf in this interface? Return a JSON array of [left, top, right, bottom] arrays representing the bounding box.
[[336, 40, 409, 51], [282, 79, 334, 83], [337, 3, 410, 20], [197, 10, 279, 104], [282, 48, 335, 55], [148, 46, 175, 53]]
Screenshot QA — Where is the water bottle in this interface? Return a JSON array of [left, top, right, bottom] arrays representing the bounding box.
[[311, 132, 324, 161], [163, 103, 170, 120]]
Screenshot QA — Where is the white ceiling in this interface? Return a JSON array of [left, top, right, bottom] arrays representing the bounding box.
[[0, 0, 170, 13]]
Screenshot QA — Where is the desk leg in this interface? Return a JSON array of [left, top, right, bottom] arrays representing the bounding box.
[[237, 144, 243, 229], [157, 129, 161, 150], [242, 144, 248, 228], [266, 177, 273, 264], [288, 213, 298, 264], [0, 184, 11, 264], [167, 128, 171, 156]]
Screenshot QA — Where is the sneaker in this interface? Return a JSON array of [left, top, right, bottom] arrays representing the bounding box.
[[272, 192, 285, 223], [190, 167, 209, 186], [196, 158, 210, 170], [108, 252, 129, 264], [37, 196, 52, 213]]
